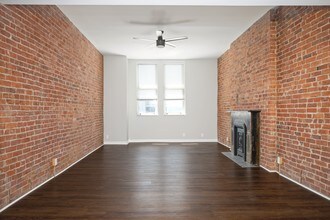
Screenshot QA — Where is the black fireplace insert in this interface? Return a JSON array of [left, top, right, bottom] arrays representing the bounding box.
[[234, 123, 246, 160], [230, 111, 260, 165]]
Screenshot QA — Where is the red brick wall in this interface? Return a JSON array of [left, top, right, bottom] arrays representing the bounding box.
[[218, 6, 329, 197], [0, 5, 103, 209], [217, 11, 278, 169], [276, 6, 329, 196]]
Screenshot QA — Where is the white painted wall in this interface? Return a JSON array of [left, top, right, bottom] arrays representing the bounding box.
[[127, 59, 218, 142], [104, 55, 128, 144]]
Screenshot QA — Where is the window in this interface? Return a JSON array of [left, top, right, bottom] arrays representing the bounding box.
[[164, 64, 185, 115], [137, 64, 158, 115]]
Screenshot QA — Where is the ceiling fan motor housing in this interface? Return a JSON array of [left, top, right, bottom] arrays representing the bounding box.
[[156, 36, 165, 48]]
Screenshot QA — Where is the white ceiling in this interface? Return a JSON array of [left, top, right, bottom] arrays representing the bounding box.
[[59, 6, 272, 59], [4, 1, 329, 59]]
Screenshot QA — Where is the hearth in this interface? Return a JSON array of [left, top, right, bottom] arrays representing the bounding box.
[[230, 111, 260, 165]]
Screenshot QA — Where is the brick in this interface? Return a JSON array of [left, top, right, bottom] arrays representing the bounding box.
[[218, 6, 329, 198], [0, 5, 103, 210]]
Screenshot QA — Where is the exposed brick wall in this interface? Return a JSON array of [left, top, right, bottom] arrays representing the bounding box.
[[217, 11, 278, 169], [218, 6, 329, 197], [276, 6, 329, 196], [0, 5, 103, 209]]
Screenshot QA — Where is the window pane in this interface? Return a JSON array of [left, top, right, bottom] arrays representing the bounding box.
[[138, 65, 156, 89], [137, 100, 158, 115], [164, 65, 183, 88], [164, 100, 185, 115], [165, 89, 184, 99], [137, 90, 157, 99]]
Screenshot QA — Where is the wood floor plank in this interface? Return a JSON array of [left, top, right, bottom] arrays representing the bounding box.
[[0, 143, 329, 219]]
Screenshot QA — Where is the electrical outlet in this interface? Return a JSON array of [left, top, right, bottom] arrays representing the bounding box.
[[106, 134, 109, 140], [201, 133, 204, 138], [182, 132, 186, 137], [52, 158, 58, 167], [276, 156, 283, 165]]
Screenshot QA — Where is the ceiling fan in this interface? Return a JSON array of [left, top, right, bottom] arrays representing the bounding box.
[[133, 30, 188, 48]]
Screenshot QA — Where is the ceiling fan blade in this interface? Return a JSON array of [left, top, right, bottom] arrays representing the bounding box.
[[133, 37, 155, 42], [165, 36, 188, 42], [165, 42, 176, 48]]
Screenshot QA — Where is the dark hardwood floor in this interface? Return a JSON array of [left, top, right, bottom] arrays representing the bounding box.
[[1, 143, 329, 219]]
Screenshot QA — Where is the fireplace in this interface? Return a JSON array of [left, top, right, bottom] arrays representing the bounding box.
[[231, 111, 260, 165]]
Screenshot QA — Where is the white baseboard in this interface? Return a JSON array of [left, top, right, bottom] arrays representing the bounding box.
[[104, 139, 218, 146], [128, 139, 218, 143], [278, 172, 329, 201], [260, 165, 329, 200], [0, 144, 104, 213], [218, 141, 231, 149], [260, 165, 277, 173], [104, 141, 128, 145]]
